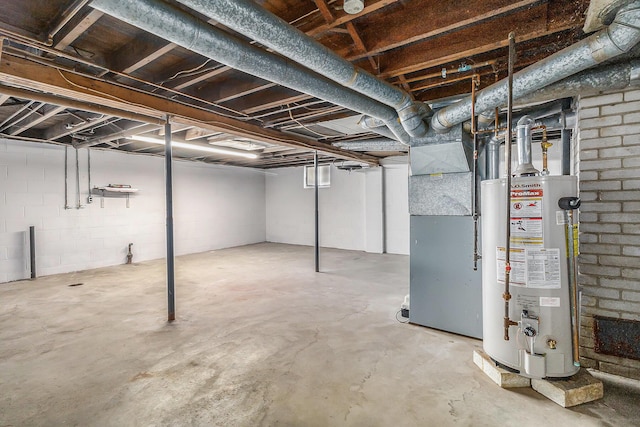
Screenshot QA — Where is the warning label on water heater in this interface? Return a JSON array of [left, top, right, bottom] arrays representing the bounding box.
[[497, 247, 561, 289], [526, 248, 561, 288], [511, 189, 543, 216], [510, 188, 544, 246]]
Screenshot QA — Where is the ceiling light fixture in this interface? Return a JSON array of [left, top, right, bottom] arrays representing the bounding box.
[[128, 135, 259, 159], [344, 0, 364, 14]]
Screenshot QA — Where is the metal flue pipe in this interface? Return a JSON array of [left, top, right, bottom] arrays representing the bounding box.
[[484, 112, 574, 180], [514, 116, 539, 177], [90, 0, 411, 144], [175, 0, 428, 139], [431, 0, 640, 132], [486, 136, 501, 180]]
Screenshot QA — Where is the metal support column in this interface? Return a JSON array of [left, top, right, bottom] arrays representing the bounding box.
[[314, 150, 319, 273], [29, 226, 36, 279], [381, 166, 387, 254], [164, 116, 176, 321]]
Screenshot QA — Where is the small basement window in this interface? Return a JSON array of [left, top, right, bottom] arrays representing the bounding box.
[[304, 164, 330, 188]]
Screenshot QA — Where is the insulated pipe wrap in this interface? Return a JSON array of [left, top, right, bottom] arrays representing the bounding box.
[[90, 0, 411, 142]]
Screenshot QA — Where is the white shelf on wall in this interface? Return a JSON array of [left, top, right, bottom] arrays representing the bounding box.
[[93, 185, 139, 208]]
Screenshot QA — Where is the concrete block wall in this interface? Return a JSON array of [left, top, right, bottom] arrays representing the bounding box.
[[265, 163, 410, 255], [577, 88, 640, 380], [0, 138, 266, 283]]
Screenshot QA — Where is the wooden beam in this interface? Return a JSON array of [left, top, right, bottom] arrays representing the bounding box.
[[108, 17, 224, 77], [54, 9, 104, 51], [220, 83, 277, 104], [185, 128, 222, 141], [195, 78, 277, 104], [240, 93, 313, 115], [0, 83, 162, 125], [0, 56, 377, 164], [44, 113, 112, 141], [313, 0, 335, 23], [412, 74, 476, 93], [9, 105, 66, 135], [77, 123, 161, 148], [157, 122, 192, 135], [397, 75, 411, 92], [108, 34, 178, 74], [172, 66, 231, 91], [0, 94, 10, 105], [314, 0, 377, 70], [377, 6, 577, 78], [265, 106, 345, 128], [346, 0, 546, 62], [345, 22, 378, 71], [261, 146, 305, 154], [307, 0, 401, 36]]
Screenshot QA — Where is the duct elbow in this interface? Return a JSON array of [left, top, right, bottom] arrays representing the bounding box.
[[430, 111, 453, 134], [478, 110, 496, 126], [592, 1, 640, 62], [397, 101, 430, 138], [517, 116, 535, 127], [359, 115, 386, 129]]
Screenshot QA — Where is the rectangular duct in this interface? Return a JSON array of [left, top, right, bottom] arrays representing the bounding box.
[[409, 172, 472, 216], [410, 125, 472, 175]]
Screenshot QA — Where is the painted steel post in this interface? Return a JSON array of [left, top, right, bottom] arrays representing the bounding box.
[[314, 150, 319, 273], [165, 116, 176, 321]]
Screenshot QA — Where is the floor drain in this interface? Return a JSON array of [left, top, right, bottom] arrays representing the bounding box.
[[68, 283, 84, 287]]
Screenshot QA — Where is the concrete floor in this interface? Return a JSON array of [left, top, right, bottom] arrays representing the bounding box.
[[1, 243, 639, 426]]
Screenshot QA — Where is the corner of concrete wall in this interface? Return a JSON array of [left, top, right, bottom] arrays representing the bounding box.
[[264, 164, 410, 254]]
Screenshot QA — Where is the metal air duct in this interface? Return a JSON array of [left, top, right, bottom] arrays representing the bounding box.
[[90, 0, 411, 144], [431, 0, 640, 132], [174, 0, 429, 139], [514, 59, 640, 106]]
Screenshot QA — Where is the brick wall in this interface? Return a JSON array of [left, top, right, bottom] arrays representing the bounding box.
[[577, 88, 640, 380]]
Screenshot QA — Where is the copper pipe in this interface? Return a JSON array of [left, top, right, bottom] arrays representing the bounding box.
[[471, 75, 481, 270], [471, 75, 478, 134], [503, 32, 517, 341]]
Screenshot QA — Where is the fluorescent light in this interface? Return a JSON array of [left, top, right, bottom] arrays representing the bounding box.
[[128, 135, 258, 159]]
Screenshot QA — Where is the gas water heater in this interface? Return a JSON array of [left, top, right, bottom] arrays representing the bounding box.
[[481, 116, 581, 379]]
